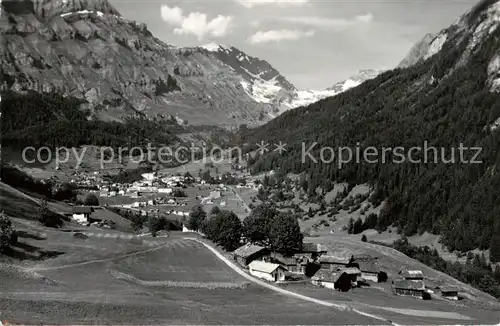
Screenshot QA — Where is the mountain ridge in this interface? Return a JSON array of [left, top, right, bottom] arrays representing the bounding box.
[[243, 0, 500, 259]]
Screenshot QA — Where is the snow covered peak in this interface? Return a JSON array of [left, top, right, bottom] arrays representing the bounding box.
[[201, 43, 231, 52]]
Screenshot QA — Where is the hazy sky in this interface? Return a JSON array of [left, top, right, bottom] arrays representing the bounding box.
[[109, 0, 478, 89]]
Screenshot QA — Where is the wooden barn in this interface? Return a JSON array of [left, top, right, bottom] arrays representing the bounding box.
[[233, 244, 269, 266], [392, 279, 430, 300], [438, 286, 459, 300], [358, 261, 388, 283], [399, 269, 425, 281], [318, 256, 351, 271]]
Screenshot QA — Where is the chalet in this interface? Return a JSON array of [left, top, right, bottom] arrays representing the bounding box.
[[72, 206, 94, 224], [392, 279, 430, 300], [358, 261, 388, 283], [438, 286, 459, 300], [319, 256, 351, 271], [311, 270, 352, 292], [233, 244, 270, 266], [271, 252, 309, 275], [248, 261, 287, 282], [399, 269, 425, 280]]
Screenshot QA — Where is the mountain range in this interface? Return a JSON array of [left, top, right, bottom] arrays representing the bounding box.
[[0, 0, 382, 127]]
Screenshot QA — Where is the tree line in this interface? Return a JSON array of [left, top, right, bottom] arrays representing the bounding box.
[[187, 203, 303, 254]]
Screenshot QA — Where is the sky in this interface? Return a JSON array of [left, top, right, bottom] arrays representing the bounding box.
[[109, 0, 478, 89]]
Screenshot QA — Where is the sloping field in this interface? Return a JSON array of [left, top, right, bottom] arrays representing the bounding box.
[[0, 238, 382, 325], [307, 235, 500, 309]]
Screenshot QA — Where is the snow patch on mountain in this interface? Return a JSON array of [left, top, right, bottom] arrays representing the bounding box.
[[201, 43, 230, 52], [425, 33, 448, 59], [61, 10, 103, 17], [285, 89, 340, 108], [240, 77, 283, 104]]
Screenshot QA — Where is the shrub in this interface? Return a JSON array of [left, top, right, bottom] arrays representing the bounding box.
[[0, 212, 16, 251], [37, 199, 63, 228], [84, 193, 99, 206]]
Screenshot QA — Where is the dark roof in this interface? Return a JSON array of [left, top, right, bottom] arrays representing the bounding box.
[[233, 243, 267, 258], [439, 286, 459, 293], [312, 270, 345, 283], [399, 269, 425, 279], [318, 256, 349, 265], [392, 279, 425, 291], [72, 206, 93, 214], [301, 242, 327, 253], [341, 267, 361, 275], [358, 261, 379, 273]]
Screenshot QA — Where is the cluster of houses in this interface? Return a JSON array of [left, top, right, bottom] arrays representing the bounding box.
[[232, 242, 387, 291], [392, 269, 459, 301], [232, 242, 460, 300]]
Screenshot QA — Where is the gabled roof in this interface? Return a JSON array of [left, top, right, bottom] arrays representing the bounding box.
[[399, 269, 425, 279], [318, 256, 349, 265], [392, 279, 425, 291], [72, 206, 93, 214], [341, 267, 361, 275], [438, 286, 459, 293], [312, 270, 344, 283], [358, 261, 379, 273], [233, 243, 267, 258], [248, 260, 287, 273]]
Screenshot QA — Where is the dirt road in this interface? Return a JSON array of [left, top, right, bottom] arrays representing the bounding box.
[[183, 237, 394, 325]]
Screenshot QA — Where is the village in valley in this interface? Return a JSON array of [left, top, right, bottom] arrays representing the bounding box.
[[59, 158, 465, 305]]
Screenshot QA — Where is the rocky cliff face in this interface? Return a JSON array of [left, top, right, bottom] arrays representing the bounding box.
[[399, 0, 500, 83], [0, 0, 273, 126], [0, 0, 387, 127]]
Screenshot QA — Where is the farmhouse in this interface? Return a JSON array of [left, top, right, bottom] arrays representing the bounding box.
[[72, 206, 94, 224], [233, 244, 270, 266], [311, 270, 352, 292], [392, 279, 430, 300], [399, 269, 425, 280], [438, 286, 459, 300], [248, 261, 287, 282], [358, 262, 388, 283]]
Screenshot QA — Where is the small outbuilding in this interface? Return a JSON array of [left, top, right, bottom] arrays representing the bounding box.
[[248, 261, 287, 282], [438, 286, 459, 300]]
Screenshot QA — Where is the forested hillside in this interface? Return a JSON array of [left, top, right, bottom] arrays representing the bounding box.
[[242, 3, 500, 255]]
